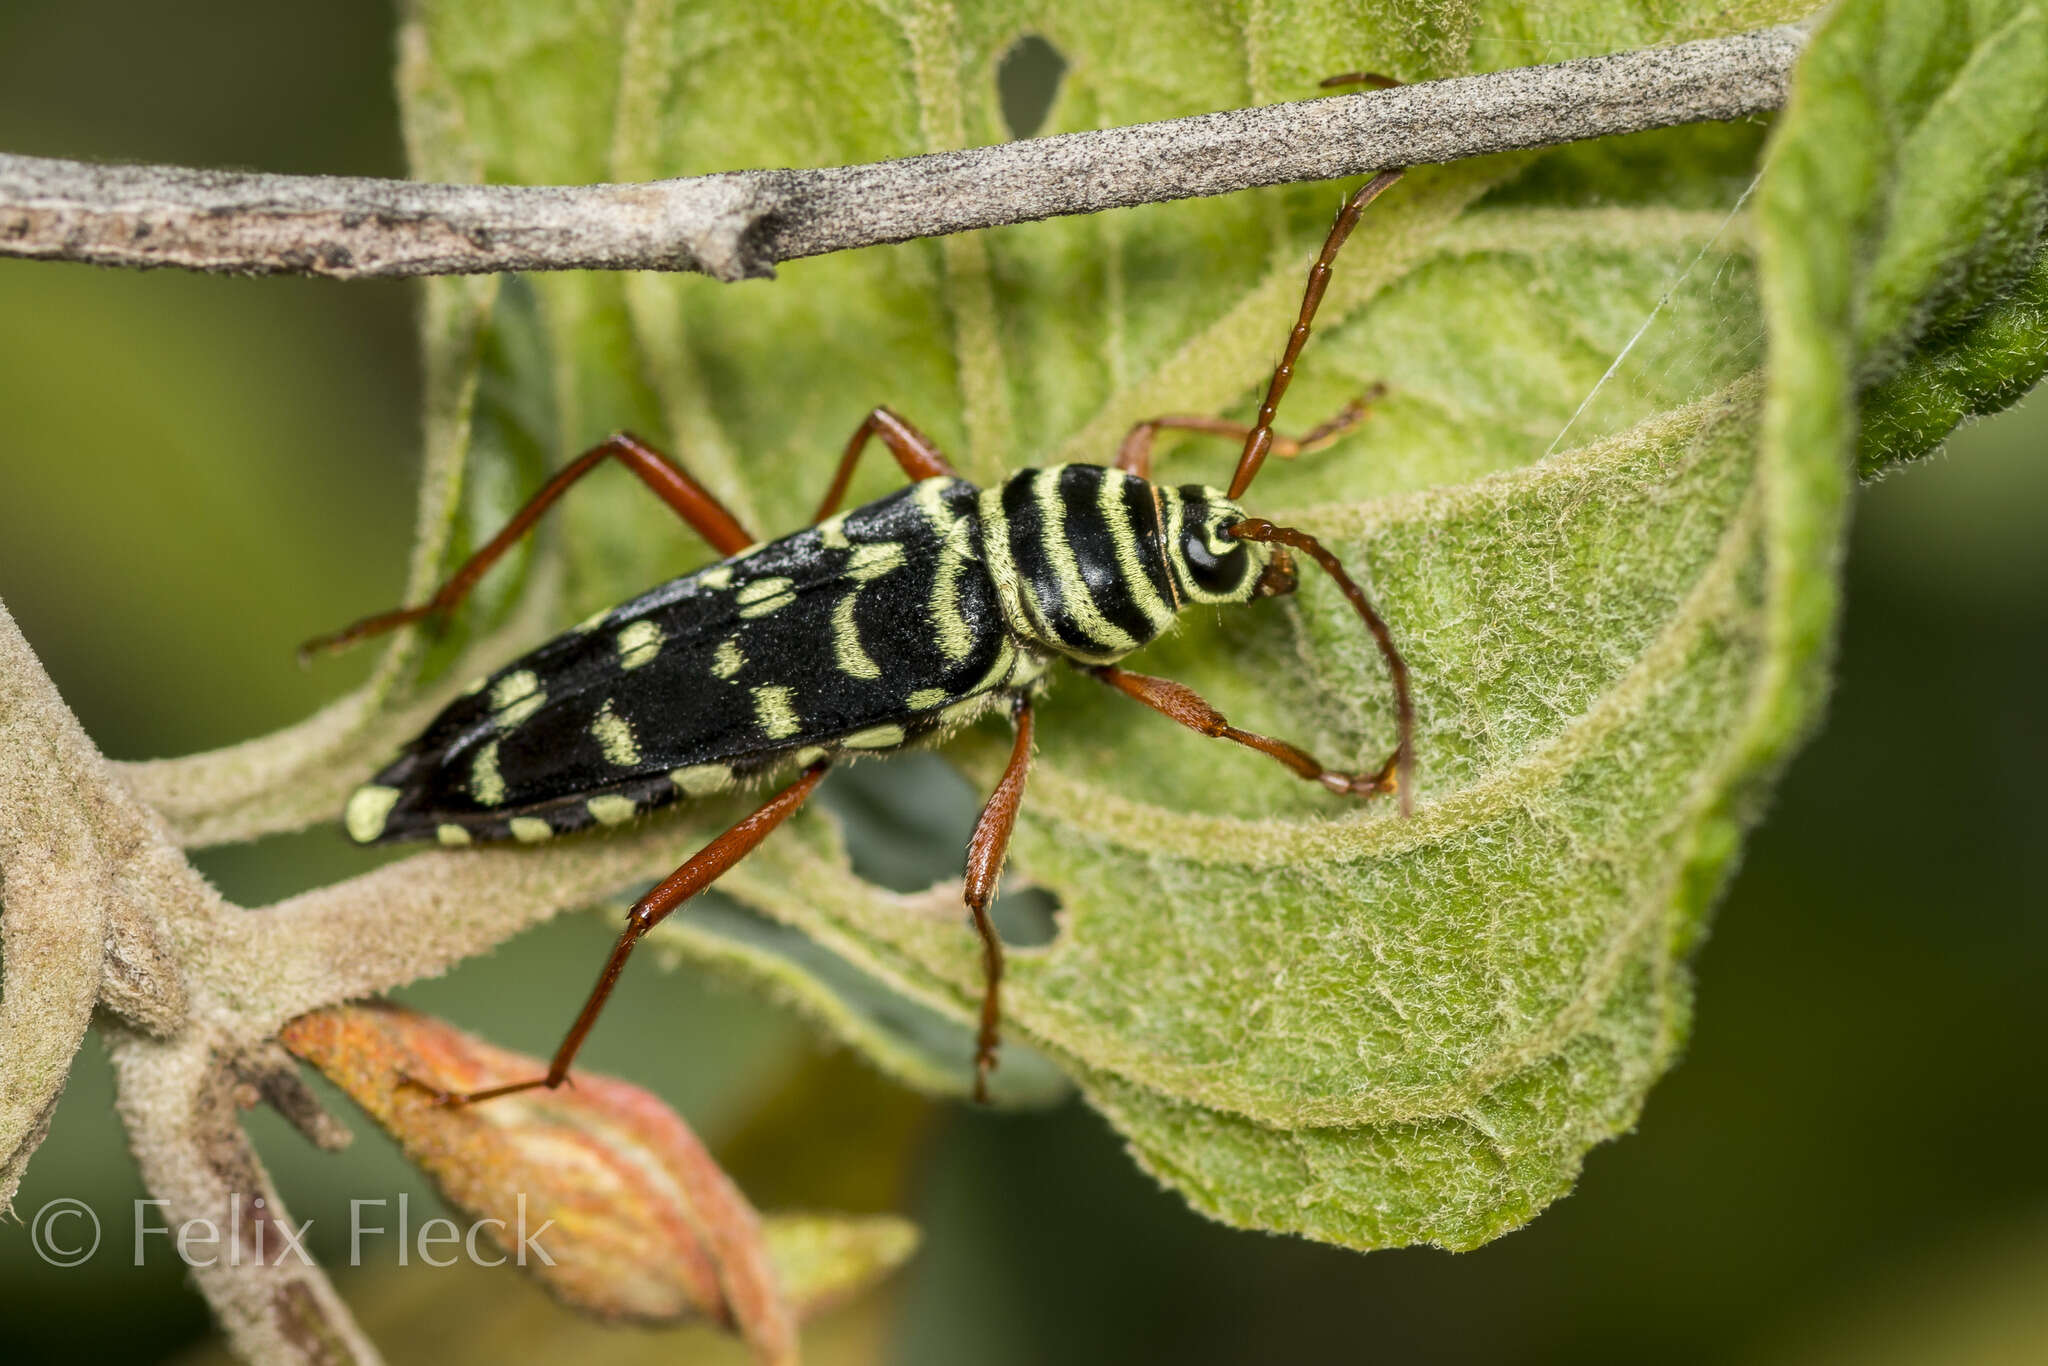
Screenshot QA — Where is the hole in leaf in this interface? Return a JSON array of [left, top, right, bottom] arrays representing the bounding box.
[[997, 34, 1066, 140], [824, 753, 978, 892], [990, 885, 1059, 949], [821, 753, 1062, 948]]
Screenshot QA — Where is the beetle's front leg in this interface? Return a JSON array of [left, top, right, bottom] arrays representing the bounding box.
[[1087, 665, 1399, 800]]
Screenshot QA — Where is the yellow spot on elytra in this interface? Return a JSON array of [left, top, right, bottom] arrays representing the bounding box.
[[712, 638, 745, 679], [843, 724, 905, 749], [792, 746, 827, 766], [740, 593, 795, 618], [470, 740, 506, 805], [586, 795, 637, 826], [344, 785, 400, 843], [907, 687, 948, 710], [754, 685, 801, 739], [736, 575, 796, 618], [509, 817, 553, 843], [737, 576, 792, 603], [832, 594, 879, 679], [913, 477, 975, 555], [671, 764, 732, 797], [572, 606, 611, 633], [616, 620, 664, 669], [490, 670, 546, 728], [590, 699, 641, 767], [817, 513, 851, 550], [698, 564, 735, 590], [930, 549, 972, 661], [436, 824, 472, 847], [846, 541, 905, 582]]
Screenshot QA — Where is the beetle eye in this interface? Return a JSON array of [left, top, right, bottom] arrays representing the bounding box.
[[1182, 520, 1248, 595]]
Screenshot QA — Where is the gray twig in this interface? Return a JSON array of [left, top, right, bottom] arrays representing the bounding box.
[[0, 27, 1803, 284]]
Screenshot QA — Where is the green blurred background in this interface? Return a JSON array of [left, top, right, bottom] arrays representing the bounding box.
[[2, 3, 2044, 1363]]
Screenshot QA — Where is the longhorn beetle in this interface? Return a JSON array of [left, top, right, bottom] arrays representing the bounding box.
[[318, 168, 1414, 1105]]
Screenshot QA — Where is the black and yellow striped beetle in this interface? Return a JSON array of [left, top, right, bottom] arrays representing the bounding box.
[[318, 169, 1414, 1105]]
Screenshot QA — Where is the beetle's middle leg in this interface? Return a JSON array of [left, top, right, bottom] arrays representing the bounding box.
[[1114, 383, 1385, 481], [303, 431, 756, 658], [404, 759, 832, 1107], [961, 694, 1036, 1104], [812, 406, 963, 522]]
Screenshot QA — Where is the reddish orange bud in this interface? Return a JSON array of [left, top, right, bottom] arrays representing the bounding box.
[[280, 1002, 797, 1365]]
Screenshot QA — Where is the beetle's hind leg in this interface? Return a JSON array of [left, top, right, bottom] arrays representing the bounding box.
[[960, 694, 1036, 1104], [401, 760, 830, 1107], [301, 432, 757, 660], [1114, 384, 1385, 482]]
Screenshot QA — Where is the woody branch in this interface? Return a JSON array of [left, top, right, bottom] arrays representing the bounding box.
[[0, 27, 1802, 284]]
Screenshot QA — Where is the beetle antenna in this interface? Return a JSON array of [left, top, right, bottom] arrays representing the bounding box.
[[1228, 517, 1413, 817], [1227, 167, 1405, 502]]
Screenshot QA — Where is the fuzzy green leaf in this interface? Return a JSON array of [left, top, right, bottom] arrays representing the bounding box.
[[1859, 238, 2048, 475], [1797, 0, 2048, 479], [381, 0, 2046, 1252]]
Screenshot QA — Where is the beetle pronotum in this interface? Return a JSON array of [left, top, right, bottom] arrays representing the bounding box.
[[318, 168, 1414, 1104]]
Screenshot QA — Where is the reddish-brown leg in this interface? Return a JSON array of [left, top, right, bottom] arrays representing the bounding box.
[[407, 761, 831, 1107], [301, 431, 756, 659], [1114, 384, 1386, 481], [1225, 517, 1415, 816], [1227, 168, 1406, 500], [961, 695, 1035, 1104], [812, 406, 962, 522], [1088, 665, 1400, 801]]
